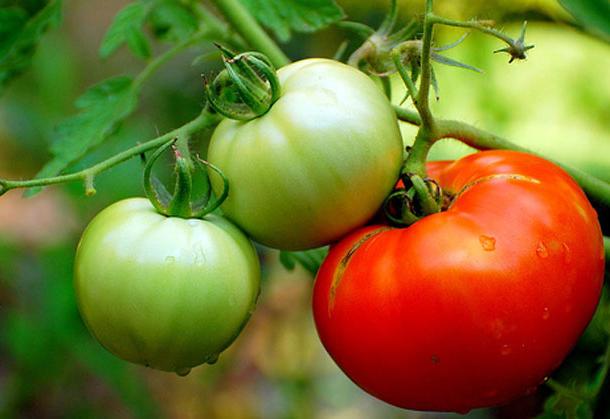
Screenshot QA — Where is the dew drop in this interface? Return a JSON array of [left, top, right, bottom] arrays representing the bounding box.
[[536, 242, 549, 258], [501, 344, 512, 356], [176, 367, 191, 377], [165, 256, 176, 264], [188, 219, 198, 227], [479, 235, 496, 251], [542, 307, 550, 320], [206, 354, 219, 365]]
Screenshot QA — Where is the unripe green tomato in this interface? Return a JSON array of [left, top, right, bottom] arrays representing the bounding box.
[[208, 58, 403, 250], [74, 198, 260, 376]]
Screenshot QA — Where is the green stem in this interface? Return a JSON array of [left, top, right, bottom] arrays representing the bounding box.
[[434, 119, 610, 210], [0, 110, 220, 196], [396, 0, 437, 183], [393, 105, 610, 212], [428, 15, 513, 46], [392, 51, 419, 105], [417, 0, 436, 130], [605, 237, 610, 263], [211, 0, 290, 68], [394, 105, 422, 125], [403, 129, 435, 178]]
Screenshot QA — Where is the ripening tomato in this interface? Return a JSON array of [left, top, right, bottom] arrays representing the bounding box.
[[74, 198, 260, 375], [313, 150, 604, 413], [207, 58, 403, 250]]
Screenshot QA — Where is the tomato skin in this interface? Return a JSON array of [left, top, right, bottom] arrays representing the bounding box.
[[74, 198, 260, 374], [208, 58, 403, 250], [313, 150, 605, 412]]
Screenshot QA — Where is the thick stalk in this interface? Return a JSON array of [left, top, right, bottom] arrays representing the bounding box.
[[398, 0, 437, 184], [393, 106, 610, 212], [211, 0, 290, 67], [417, 0, 436, 131], [402, 129, 434, 178], [0, 110, 220, 196], [435, 119, 610, 210]]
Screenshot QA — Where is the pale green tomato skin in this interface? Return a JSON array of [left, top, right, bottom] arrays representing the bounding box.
[[208, 58, 403, 250], [74, 198, 260, 375]]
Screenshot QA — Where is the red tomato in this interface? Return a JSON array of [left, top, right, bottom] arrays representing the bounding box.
[[313, 150, 605, 413]]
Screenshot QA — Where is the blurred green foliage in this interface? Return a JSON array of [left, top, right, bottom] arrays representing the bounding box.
[[0, 0, 608, 418]]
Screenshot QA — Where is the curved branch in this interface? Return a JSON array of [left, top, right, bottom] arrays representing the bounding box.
[[0, 110, 220, 196], [394, 105, 610, 212]]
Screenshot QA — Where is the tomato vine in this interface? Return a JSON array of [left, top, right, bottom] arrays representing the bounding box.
[[1, 0, 609, 416]]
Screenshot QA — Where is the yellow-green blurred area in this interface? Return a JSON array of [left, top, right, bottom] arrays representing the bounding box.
[[0, 0, 608, 418]]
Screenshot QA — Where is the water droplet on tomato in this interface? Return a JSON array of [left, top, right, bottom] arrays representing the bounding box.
[[542, 307, 550, 320], [501, 344, 512, 356], [479, 235, 496, 251], [176, 367, 191, 377], [207, 354, 219, 364], [165, 256, 176, 264], [536, 242, 549, 258]]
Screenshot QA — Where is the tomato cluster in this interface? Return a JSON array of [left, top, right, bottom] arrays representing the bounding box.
[[74, 59, 402, 374], [74, 58, 604, 412]]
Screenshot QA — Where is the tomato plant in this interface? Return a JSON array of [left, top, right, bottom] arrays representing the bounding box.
[[2, 0, 610, 416], [313, 150, 605, 412], [74, 198, 260, 376], [207, 58, 404, 251]]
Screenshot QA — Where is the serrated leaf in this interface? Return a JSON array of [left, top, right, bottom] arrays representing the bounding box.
[[279, 247, 329, 276], [559, 0, 610, 42], [99, 1, 151, 59], [0, 0, 62, 94], [240, 0, 345, 42], [26, 76, 138, 196], [148, 0, 198, 43]]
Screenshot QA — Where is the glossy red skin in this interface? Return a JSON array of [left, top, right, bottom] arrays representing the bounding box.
[[313, 150, 605, 413]]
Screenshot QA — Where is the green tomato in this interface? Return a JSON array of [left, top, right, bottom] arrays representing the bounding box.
[[74, 198, 260, 375], [208, 58, 403, 250]]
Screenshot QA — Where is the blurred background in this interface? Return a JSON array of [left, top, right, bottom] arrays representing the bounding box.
[[0, 0, 608, 417]]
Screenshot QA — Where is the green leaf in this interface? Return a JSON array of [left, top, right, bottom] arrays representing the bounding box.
[[240, 0, 345, 42], [99, 1, 151, 59], [27, 76, 138, 196], [539, 392, 594, 419], [0, 0, 62, 94], [559, 0, 610, 42], [148, 0, 198, 43], [279, 247, 329, 276]]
